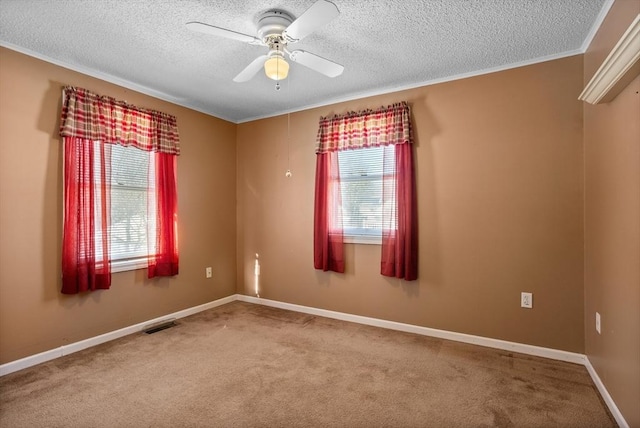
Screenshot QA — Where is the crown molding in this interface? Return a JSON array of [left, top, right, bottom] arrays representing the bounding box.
[[579, 14, 640, 104]]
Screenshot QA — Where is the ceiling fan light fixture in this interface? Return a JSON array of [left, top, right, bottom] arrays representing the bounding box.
[[264, 55, 289, 80], [187, 0, 343, 84]]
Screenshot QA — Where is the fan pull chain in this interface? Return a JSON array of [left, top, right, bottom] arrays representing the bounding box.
[[285, 76, 292, 178], [275, 46, 281, 91]]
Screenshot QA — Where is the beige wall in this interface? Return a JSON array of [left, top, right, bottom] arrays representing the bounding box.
[[237, 55, 585, 353], [0, 47, 238, 364], [583, 1, 640, 426]]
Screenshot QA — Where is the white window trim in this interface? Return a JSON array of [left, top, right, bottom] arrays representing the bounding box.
[[94, 143, 155, 273], [337, 145, 394, 245], [344, 235, 382, 245], [111, 257, 148, 273]]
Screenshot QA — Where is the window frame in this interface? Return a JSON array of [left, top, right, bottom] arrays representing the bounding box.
[[336, 145, 395, 245], [93, 141, 156, 273]]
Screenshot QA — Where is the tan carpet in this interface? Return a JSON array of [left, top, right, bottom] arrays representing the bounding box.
[[0, 301, 616, 427]]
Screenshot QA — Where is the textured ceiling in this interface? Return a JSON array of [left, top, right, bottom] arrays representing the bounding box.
[[0, 0, 611, 123]]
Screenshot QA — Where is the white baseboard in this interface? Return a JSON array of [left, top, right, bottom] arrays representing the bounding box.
[[237, 295, 586, 365], [0, 294, 236, 376], [584, 357, 629, 428], [0, 292, 628, 428], [0, 348, 64, 376]]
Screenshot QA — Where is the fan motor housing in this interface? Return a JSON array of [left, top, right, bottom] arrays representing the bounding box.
[[256, 10, 293, 41]]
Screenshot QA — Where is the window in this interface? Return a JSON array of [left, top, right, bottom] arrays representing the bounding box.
[[60, 86, 179, 294], [337, 145, 396, 244], [94, 143, 156, 272], [313, 101, 417, 279]]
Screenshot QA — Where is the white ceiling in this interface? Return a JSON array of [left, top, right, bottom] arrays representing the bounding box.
[[0, 0, 612, 123]]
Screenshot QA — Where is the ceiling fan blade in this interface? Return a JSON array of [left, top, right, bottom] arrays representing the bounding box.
[[233, 55, 269, 82], [289, 50, 344, 78], [186, 22, 262, 45], [283, 0, 339, 42]]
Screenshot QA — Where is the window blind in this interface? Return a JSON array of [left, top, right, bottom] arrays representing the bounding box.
[[337, 145, 395, 238], [93, 143, 156, 262]]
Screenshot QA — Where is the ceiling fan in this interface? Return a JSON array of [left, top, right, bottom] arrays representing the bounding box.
[[186, 0, 344, 86]]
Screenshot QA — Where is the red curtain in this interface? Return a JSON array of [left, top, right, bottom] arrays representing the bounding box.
[[313, 151, 344, 272], [61, 138, 111, 294], [381, 142, 418, 280], [314, 102, 417, 279], [60, 86, 180, 293], [148, 152, 179, 278]]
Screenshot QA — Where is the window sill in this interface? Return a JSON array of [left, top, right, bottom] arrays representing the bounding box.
[[344, 235, 381, 245], [111, 258, 148, 273]]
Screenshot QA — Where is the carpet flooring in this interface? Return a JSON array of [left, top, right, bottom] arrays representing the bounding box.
[[0, 301, 616, 427]]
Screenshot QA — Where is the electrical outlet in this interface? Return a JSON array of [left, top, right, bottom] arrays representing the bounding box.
[[596, 312, 601, 334], [521, 292, 533, 309], [205, 267, 212, 278]]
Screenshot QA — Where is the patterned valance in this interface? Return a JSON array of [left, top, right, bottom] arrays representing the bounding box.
[[316, 101, 411, 154], [59, 86, 180, 155]]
